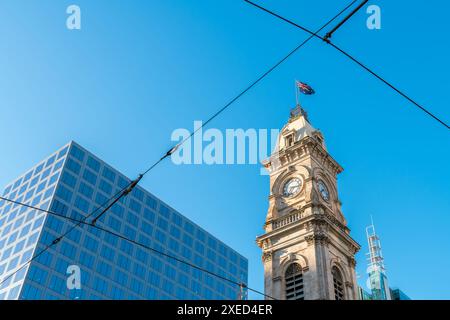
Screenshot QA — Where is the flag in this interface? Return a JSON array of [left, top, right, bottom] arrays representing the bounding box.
[[296, 81, 315, 95]]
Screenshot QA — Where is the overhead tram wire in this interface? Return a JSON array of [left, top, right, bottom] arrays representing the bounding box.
[[0, 196, 274, 300], [324, 0, 369, 42], [0, 0, 360, 296], [0, 181, 134, 288], [244, 0, 450, 130], [90, 0, 360, 224]]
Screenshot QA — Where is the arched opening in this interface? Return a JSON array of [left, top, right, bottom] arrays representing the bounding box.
[[285, 263, 304, 300], [332, 266, 345, 300]]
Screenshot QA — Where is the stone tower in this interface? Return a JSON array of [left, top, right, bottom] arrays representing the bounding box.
[[256, 105, 360, 300]]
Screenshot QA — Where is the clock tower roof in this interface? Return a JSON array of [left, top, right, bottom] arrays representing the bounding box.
[[274, 105, 324, 153]]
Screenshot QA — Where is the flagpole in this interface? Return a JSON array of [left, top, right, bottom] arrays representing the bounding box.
[[294, 80, 299, 106]]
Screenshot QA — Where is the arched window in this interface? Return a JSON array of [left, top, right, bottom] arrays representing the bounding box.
[[285, 263, 304, 300], [332, 267, 345, 300]]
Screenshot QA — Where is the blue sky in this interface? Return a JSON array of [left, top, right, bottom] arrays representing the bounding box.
[[0, 0, 449, 299]]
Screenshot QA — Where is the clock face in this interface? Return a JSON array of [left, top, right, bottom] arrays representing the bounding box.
[[283, 178, 302, 197], [317, 180, 330, 201]]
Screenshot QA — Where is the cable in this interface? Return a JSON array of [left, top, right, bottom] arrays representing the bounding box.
[[324, 0, 368, 41], [244, 0, 450, 130], [0, 0, 362, 298], [0, 182, 133, 288], [0, 196, 273, 300], [83, 0, 362, 232]]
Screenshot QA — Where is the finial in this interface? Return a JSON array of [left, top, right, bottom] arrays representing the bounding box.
[[290, 105, 309, 122]]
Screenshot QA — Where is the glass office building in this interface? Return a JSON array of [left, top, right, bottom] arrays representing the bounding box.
[[0, 141, 248, 300], [390, 288, 411, 301]]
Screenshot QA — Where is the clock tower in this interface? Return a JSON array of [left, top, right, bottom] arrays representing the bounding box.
[[257, 105, 360, 300]]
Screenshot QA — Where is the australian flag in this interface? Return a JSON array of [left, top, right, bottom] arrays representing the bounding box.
[[296, 81, 315, 95]]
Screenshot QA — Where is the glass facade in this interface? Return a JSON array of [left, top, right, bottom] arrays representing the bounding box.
[[0, 142, 248, 300]]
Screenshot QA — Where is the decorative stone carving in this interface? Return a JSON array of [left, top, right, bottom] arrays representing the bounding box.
[[262, 251, 273, 262], [305, 233, 330, 246]]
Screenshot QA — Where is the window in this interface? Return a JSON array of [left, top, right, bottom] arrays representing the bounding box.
[[103, 232, 118, 246], [332, 266, 345, 300], [117, 254, 130, 270], [7, 256, 20, 271], [111, 203, 124, 218], [19, 223, 32, 238], [79, 250, 95, 268], [285, 133, 295, 147], [51, 200, 68, 216], [53, 159, 64, 172], [82, 168, 97, 186], [93, 276, 109, 295], [159, 204, 170, 219], [157, 217, 168, 231], [26, 231, 40, 247], [49, 274, 66, 295], [40, 168, 52, 181], [56, 185, 73, 203], [120, 239, 134, 256], [182, 233, 193, 247], [145, 196, 157, 210], [107, 216, 121, 232], [285, 263, 304, 300], [169, 225, 181, 239], [97, 260, 113, 277], [126, 212, 139, 226], [36, 181, 47, 194], [61, 171, 77, 188], [58, 146, 69, 159], [74, 195, 90, 213], [184, 222, 195, 235], [18, 184, 28, 196], [141, 221, 153, 236], [66, 228, 81, 243], [70, 145, 85, 162], [24, 188, 35, 201], [66, 158, 81, 175], [13, 178, 23, 190], [102, 167, 116, 183], [28, 265, 49, 285], [21, 284, 41, 300], [20, 248, 34, 264], [86, 157, 101, 172], [32, 216, 45, 230], [29, 177, 39, 189], [100, 245, 115, 261], [84, 235, 99, 252], [42, 186, 56, 201], [124, 225, 137, 240], [31, 194, 42, 206], [143, 208, 155, 223], [47, 216, 64, 232], [133, 263, 146, 280], [99, 179, 112, 195], [45, 155, 56, 168], [135, 248, 148, 264], [13, 239, 26, 254], [114, 269, 128, 286], [118, 176, 129, 189], [59, 242, 76, 259], [95, 193, 108, 207], [48, 172, 59, 186], [3, 185, 12, 196], [8, 284, 21, 299], [132, 188, 144, 202], [78, 182, 94, 199], [155, 229, 166, 244], [129, 199, 142, 214]]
